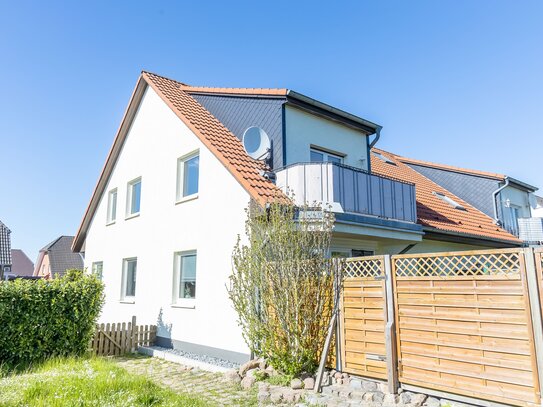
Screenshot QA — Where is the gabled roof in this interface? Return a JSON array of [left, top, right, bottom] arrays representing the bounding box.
[[0, 221, 11, 265], [40, 236, 83, 277], [370, 149, 520, 245], [11, 249, 34, 276], [73, 72, 287, 252]]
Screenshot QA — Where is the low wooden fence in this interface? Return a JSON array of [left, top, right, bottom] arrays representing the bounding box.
[[334, 248, 543, 407], [90, 316, 157, 356]]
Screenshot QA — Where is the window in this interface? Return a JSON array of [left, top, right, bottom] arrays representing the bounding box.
[[126, 178, 141, 217], [177, 152, 199, 201], [107, 189, 117, 224], [121, 258, 137, 300], [92, 261, 103, 280], [173, 251, 197, 303], [310, 148, 343, 164], [433, 192, 466, 211]]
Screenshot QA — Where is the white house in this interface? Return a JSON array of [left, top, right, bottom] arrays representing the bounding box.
[[73, 72, 520, 362]]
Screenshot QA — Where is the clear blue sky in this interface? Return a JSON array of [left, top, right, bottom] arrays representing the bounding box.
[[1, 1, 541, 260]]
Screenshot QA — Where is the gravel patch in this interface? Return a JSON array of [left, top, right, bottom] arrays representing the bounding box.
[[146, 345, 239, 369]]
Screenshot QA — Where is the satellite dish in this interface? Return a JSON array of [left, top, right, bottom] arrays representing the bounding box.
[[242, 127, 271, 161]]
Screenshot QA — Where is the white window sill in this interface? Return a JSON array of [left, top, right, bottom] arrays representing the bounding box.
[[106, 220, 116, 226], [120, 299, 135, 304], [171, 300, 195, 309], [125, 212, 140, 220], [176, 194, 198, 205]]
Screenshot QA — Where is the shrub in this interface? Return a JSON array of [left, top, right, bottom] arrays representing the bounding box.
[[229, 200, 337, 377], [0, 269, 104, 368]]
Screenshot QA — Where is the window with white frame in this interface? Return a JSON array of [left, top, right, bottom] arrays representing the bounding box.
[[310, 147, 343, 164], [92, 261, 103, 280], [177, 151, 199, 201], [173, 251, 197, 303], [126, 178, 141, 217], [121, 258, 137, 300], [107, 189, 117, 224]]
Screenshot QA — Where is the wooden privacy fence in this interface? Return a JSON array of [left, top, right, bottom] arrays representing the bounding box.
[[334, 248, 543, 407], [90, 316, 157, 356]]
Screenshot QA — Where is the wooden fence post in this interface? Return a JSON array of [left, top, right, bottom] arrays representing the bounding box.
[[383, 254, 399, 394], [522, 248, 543, 401], [131, 315, 137, 352]]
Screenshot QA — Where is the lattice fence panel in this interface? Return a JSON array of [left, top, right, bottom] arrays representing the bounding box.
[[394, 249, 521, 278]]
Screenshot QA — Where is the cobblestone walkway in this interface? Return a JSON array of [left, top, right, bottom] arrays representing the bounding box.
[[115, 356, 257, 406]]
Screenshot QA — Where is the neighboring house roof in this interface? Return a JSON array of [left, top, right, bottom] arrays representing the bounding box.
[[38, 236, 83, 277], [11, 249, 34, 276], [0, 221, 12, 265], [398, 155, 537, 191], [370, 149, 521, 245]]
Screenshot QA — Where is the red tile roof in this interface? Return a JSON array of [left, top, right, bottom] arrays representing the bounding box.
[[371, 149, 520, 244], [143, 72, 285, 205], [180, 85, 288, 97]]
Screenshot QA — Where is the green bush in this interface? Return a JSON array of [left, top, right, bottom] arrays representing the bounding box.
[[0, 269, 104, 368]]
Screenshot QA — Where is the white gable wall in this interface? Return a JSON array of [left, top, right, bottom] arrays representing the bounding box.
[[83, 86, 251, 358]]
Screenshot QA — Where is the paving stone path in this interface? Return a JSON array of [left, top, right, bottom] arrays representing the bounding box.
[[115, 356, 257, 406]]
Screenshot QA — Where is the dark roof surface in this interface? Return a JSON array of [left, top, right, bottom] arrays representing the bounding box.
[[11, 249, 34, 276], [0, 221, 11, 265], [42, 236, 83, 277]]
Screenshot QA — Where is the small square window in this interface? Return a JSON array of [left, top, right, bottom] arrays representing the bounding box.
[[122, 258, 137, 300], [126, 178, 141, 217], [173, 251, 197, 303], [92, 261, 103, 280], [177, 152, 199, 201], [107, 189, 117, 224]]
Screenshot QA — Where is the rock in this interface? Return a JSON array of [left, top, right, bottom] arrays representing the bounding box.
[[303, 377, 315, 390], [384, 393, 400, 406], [339, 390, 352, 398], [258, 382, 270, 392], [349, 378, 362, 389], [240, 375, 256, 389], [258, 358, 267, 370], [350, 390, 366, 400], [341, 372, 349, 379], [291, 378, 303, 389], [257, 391, 270, 402], [245, 368, 259, 378], [223, 369, 241, 384], [239, 359, 260, 377], [334, 372, 343, 379], [424, 396, 441, 407], [265, 366, 277, 377], [410, 394, 427, 406], [362, 380, 377, 392], [320, 375, 331, 386], [283, 390, 296, 403], [400, 391, 412, 404], [373, 392, 385, 403], [336, 378, 343, 386], [363, 393, 375, 402], [322, 385, 334, 395], [270, 391, 283, 403]]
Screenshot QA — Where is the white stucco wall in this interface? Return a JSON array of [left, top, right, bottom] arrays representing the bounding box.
[[83, 86, 251, 358], [498, 185, 532, 234], [284, 106, 370, 170]]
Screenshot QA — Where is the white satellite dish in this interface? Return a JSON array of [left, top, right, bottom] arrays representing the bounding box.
[[242, 127, 271, 161]]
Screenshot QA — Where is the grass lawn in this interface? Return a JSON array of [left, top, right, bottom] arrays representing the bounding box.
[[0, 357, 211, 407]]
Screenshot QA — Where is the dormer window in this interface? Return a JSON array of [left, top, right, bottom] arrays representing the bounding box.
[[372, 151, 396, 165], [310, 147, 343, 164], [434, 192, 466, 210]]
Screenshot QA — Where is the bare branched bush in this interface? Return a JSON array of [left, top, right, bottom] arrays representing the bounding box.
[[228, 200, 336, 376]]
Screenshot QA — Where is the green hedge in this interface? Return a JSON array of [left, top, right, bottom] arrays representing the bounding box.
[[0, 270, 104, 367]]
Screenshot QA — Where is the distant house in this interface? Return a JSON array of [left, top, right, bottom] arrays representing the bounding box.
[[9, 249, 34, 277], [0, 221, 12, 279], [532, 195, 543, 218], [34, 236, 84, 278]]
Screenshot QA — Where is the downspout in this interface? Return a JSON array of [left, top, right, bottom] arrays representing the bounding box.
[[492, 177, 510, 225], [367, 127, 382, 172]]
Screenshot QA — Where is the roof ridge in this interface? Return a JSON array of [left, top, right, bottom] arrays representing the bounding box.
[[181, 85, 289, 97], [392, 152, 505, 180], [140, 70, 189, 87]]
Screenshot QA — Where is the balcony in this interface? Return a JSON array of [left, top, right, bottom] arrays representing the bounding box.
[[518, 218, 543, 244], [275, 162, 418, 224]]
